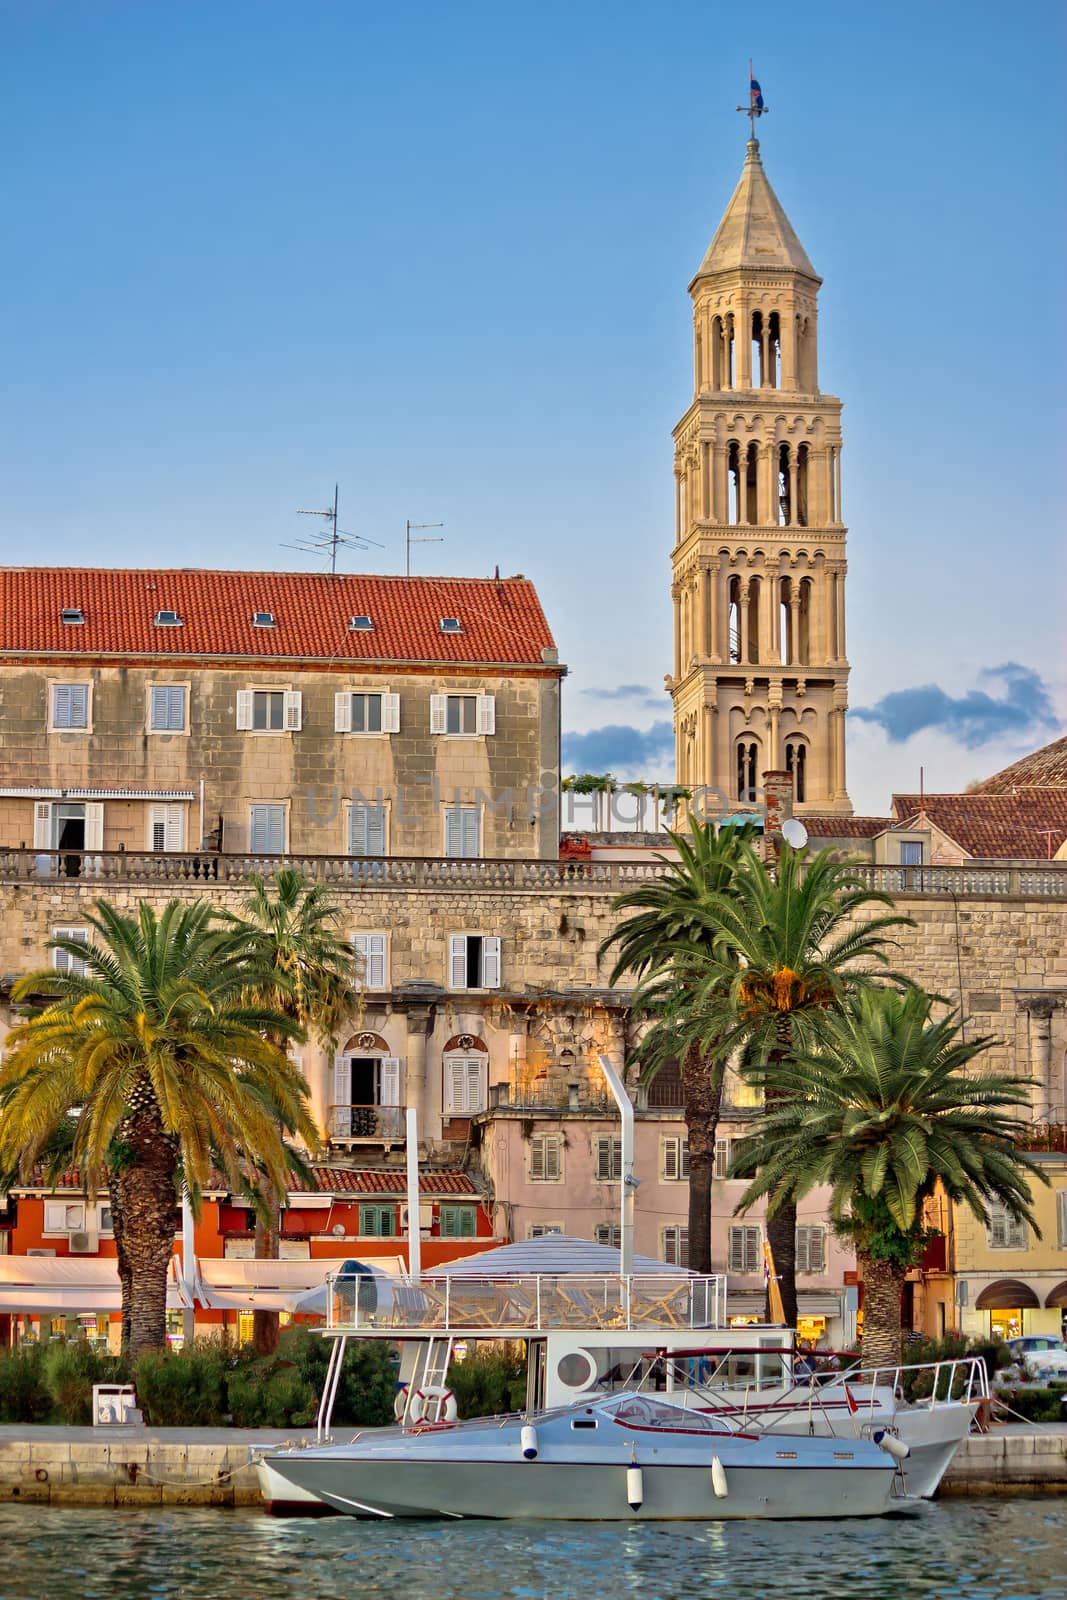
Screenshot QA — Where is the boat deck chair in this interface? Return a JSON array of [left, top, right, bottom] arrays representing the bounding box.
[[550, 1283, 624, 1329], [390, 1282, 449, 1328], [628, 1281, 691, 1328]]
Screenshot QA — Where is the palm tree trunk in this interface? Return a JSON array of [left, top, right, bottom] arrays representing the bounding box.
[[681, 1045, 724, 1274], [859, 1253, 906, 1369], [252, 1175, 281, 1355], [766, 1203, 798, 1327], [111, 1113, 180, 1361]]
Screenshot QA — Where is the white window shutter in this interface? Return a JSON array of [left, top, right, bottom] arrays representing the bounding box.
[[1059, 1191, 1067, 1250], [449, 934, 468, 989], [476, 694, 496, 735], [530, 1136, 546, 1181], [481, 935, 501, 989], [465, 1059, 485, 1113], [810, 1229, 825, 1273], [334, 691, 352, 733], [366, 933, 387, 988], [52, 684, 71, 727], [445, 809, 463, 858], [795, 1229, 809, 1274], [459, 808, 480, 858], [250, 805, 285, 853], [446, 1059, 466, 1113], [366, 805, 386, 856], [430, 694, 447, 734], [348, 804, 366, 855], [236, 690, 254, 730], [379, 1057, 402, 1107], [83, 803, 104, 851], [34, 802, 52, 849], [545, 1137, 561, 1180], [714, 1138, 730, 1179], [44, 1203, 67, 1232], [332, 1055, 350, 1121], [663, 1138, 678, 1181], [381, 692, 400, 733], [284, 690, 302, 731]]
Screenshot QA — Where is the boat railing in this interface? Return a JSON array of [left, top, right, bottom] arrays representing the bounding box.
[[819, 1354, 990, 1411], [323, 1270, 728, 1332]]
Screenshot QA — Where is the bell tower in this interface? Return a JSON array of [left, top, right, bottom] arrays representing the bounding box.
[[669, 136, 852, 814]]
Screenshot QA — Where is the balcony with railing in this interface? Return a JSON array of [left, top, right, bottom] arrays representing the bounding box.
[[326, 1104, 406, 1141]]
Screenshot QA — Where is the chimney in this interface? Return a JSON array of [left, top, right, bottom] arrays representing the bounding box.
[[762, 770, 795, 838]]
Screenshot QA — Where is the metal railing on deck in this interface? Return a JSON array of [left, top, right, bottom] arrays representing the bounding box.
[[324, 1270, 728, 1332]]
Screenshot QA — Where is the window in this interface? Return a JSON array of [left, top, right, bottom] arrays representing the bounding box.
[[147, 804, 186, 852], [595, 1223, 622, 1249], [331, 1055, 402, 1135], [444, 806, 481, 858], [359, 1205, 396, 1238], [253, 611, 275, 629], [349, 615, 373, 632], [52, 928, 89, 977], [147, 685, 187, 732], [594, 1136, 623, 1181], [986, 1204, 1027, 1250], [1058, 1191, 1067, 1249], [34, 800, 103, 853], [439, 617, 462, 634], [50, 683, 90, 731], [448, 934, 501, 990], [662, 1136, 690, 1181], [334, 690, 400, 734], [714, 1138, 732, 1179], [236, 689, 302, 732], [785, 740, 806, 804], [796, 1225, 826, 1274], [352, 932, 388, 990], [736, 739, 758, 803], [153, 609, 182, 627], [439, 1205, 476, 1239], [444, 1055, 487, 1116], [662, 1227, 689, 1268], [98, 1204, 114, 1234], [44, 1202, 86, 1233], [249, 804, 287, 854], [61, 608, 84, 625], [348, 803, 387, 856], [528, 1222, 562, 1239], [430, 693, 495, 736], [900, 840, 923, 867], [729, 1225, 762, 1274], [529, 1133, 563, 1182]]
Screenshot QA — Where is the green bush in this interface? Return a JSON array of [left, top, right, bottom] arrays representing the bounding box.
[[996, 1382, 1067, 1423], [42, 1341, 129, 1425], [134, 1343, 228, 1427], [225, 1347, 317, 1429], [268, 1327, 395, 1427], [0, 1345, 52, 1424], [447, 1345, 526, 1419]]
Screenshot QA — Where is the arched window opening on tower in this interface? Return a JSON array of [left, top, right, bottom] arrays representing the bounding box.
[[695, 327, 703, 390], [725, 315, 736, 389], [785, 740, 807, 805], [752, 311, 763, 389], [728, 576, 742, 664], [746, 577, 761, 664], [796, 444, 809, 527], [779, 577, 792, 665], [710, 315, 723, 389], [736, 740, 759, 804], [728, 442, 742, 525], [745, 442, 759, 524], [798, 578, 812, 665], [777, 443, 791, 527], [768, 311, 781, 389]]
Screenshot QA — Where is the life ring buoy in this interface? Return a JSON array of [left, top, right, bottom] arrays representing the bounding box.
[[393, 1385, 409, 1423], [407, 1384, 458, 1425]]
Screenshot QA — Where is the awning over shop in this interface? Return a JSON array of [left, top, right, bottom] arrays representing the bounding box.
[[193, 1256, 406, 1313], [974, 1278, 1042, 1310], [1044, 1280, 1067, 1308], [0, 1256, 187, 1314]]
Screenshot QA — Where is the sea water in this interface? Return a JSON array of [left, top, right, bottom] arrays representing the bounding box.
[[0, 1499, 1062, 1600]]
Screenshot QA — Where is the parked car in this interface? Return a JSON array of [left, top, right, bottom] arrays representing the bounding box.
[[1003, 1335, 1067, 1359]]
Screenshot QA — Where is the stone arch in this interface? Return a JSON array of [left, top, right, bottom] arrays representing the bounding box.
[[973, 1279, 1041, 1310]]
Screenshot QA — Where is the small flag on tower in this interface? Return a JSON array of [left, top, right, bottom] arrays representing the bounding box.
[[750, 68, 764, 111]]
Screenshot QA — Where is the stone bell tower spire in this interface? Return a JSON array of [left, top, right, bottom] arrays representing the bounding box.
[[669, 134, 852, 815]]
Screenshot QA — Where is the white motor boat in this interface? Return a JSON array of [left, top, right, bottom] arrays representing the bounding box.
[[262, 1391, 918, 1521]]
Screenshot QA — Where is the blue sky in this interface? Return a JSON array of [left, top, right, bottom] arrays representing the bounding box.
[[2, 1, 1064, 814]]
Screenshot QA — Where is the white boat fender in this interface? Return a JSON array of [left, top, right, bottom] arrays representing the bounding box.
[[408, 1385, 458, 1425], [711, 1455, 729, 1499], [873, 1430, 910, 1461], [520, 1425, 539, 1461], [626, 1465, 644, 1512]]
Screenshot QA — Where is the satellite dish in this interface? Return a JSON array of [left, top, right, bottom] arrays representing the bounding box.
[[781, 818, 809, 851], [332, 1223, 346, 1238]]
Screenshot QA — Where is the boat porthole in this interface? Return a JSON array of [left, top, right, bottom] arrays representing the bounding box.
[[556, 1351, 595, 1389]]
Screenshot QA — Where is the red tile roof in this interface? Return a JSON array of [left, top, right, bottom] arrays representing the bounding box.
[[801, 815, 891, 839], [0, 567, 557, 668], [970, 735, 1067, 794], [891, 794, 1067, 860], [309, 1167, 478, 1197]]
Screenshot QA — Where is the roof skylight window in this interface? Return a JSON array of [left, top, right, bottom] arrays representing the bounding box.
[[439, 617, 462, 633], [349, 616, 374, 631], [61, 608, 85, 625], [153, 610, 183, 627], [253, 611, 275, 628]]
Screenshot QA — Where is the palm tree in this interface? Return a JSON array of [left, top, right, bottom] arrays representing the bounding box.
[[220, 869, 359, 1352], [684, 840, 912, 1324], [0, 900, 316, 1358], [601, 822, 752, 1271], [730, 985, 1045, 1365]]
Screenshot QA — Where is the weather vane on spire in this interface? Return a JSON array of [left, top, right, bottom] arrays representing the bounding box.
[[736, 63, 767, 140]]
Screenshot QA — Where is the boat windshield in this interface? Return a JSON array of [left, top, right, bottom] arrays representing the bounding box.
[[605, 1395, 721, 1433]]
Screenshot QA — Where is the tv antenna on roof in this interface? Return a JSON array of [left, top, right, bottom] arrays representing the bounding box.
[[281, 484, 384, 575], [405, 518, 444, 577]]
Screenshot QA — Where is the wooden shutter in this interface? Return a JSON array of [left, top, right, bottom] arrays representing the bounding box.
[[663, 1137, 679, 1180], [365, 805, 386, 856], [380, 691, 400, 733], [595, 1137, 615, 1181], [149, 804, 184, 852], [445, 808, 473, 858], [334, 691, 352, 732], [283, 690, 302, 731], [236, 690, 254, 730], [350, 804, 387, 855], [52, 685, 71, 727], [449, 934, 468, 988], [464, 1058, 485, 1112], [83, 803, 104, 851], [430, 694, 447, 734], [34, 801, 52, 849], [795, 1228, 809, 1274], [378, 1057, 402, 1107], [714, 1138, 730, 1179], [729, 1227, 757, 1274], [250, 805, 285, 854], [446, 1058, 467, 1113], [1059, 1192, 1067, 1249], [332, 1055, 350, 1134], [481, 935, 501, 989], [808, 1228, 825, 1273], [476, 694, 496, 735], [352, 932, 387, 989], [461, 808, 480, 858], [529, 1136, 546, 1181]]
